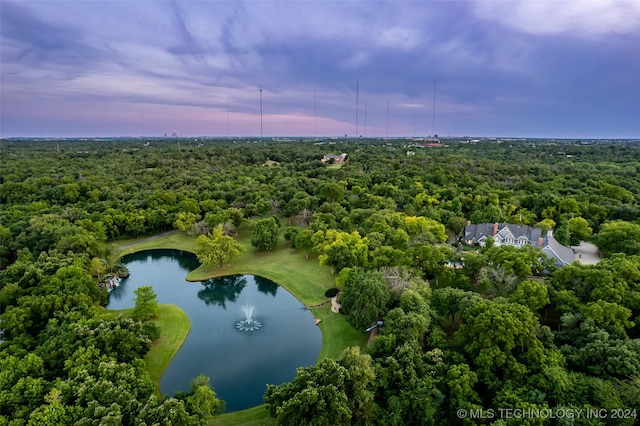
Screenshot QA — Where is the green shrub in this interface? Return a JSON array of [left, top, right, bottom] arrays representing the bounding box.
[[325, 288, 339, 298]]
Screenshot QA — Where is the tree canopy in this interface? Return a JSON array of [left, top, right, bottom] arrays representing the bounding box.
[[195, 225, 244, 269], [1, 138, 639, 424]]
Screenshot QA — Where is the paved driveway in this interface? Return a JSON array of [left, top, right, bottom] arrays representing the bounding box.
[[571, 241, 600, 265]]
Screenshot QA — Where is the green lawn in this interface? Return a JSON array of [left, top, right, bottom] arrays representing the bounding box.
[[186, 235, 334, 307], [116, 231, 197, 256], [313, 304, 368, 361], [114, 227, 365, 422], [209, 405, 274, 426], [144, 304, 191, 396]]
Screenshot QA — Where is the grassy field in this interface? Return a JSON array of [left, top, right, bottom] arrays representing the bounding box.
[[210, 405, 275, 426], [114, 226, 366, 423], [144, 304, 191, 395], [186, 232, 333, 307], [116, 230, 197, 256], [313, 303, 367, 361]]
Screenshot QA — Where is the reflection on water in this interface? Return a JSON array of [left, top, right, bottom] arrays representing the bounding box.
[[255, 275, 279, 296], [198, 275, 247, 308], [107, 249, 321, 412]]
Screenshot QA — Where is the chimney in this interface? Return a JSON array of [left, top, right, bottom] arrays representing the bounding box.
[[466, 220, 471, 226], [538, 237, 544, 248], [493, 223, 499, 236]]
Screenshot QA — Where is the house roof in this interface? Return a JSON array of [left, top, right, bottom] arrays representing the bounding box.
[[465, 222, 576, 267], [464, 223, 542, 243], [542, 234, 575, 265], [464, 223, 494, 242], [502, 224, 542, 241]]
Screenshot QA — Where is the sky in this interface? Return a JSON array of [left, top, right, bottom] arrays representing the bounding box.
[[1, 0, 639, 139]]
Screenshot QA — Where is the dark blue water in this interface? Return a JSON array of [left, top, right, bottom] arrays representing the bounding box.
[[107, 249, 322, 411]]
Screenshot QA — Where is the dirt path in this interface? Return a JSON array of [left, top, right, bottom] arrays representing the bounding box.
[[119, 230, 180, 249], [367, 327, 379, 346]]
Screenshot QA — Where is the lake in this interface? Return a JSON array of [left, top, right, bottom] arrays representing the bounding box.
[[107, 249, 322, 411]]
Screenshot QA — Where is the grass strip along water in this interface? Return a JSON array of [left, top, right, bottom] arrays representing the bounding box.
[[111, 227, 366, 424]]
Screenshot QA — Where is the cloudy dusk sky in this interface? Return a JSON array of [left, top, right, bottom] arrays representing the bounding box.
[[1, 1, 639, 139]]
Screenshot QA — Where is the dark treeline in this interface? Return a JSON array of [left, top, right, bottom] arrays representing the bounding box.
[[1, 138, 639, 424]]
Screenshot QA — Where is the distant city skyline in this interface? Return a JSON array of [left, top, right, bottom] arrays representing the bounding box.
[[2, 1, 639, 139]]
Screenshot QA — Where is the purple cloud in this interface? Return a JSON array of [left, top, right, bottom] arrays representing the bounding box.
[[1, 0, 639, 138]]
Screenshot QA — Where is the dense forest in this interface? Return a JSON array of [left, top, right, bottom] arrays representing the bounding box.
[[1, 138, 639, 425]]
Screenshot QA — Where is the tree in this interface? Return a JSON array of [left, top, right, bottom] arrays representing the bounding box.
[[446, 216, 467, 238], [566, 217, 592, 244], [562, 327, 640, 379], [316, 230, 369, 272], [509, 280, 550, 313], [132, 286, 158, 321], [593, 221, 640, 256], [455, 300, 547, 383], [319, 182, 345, 203], [227, 208, 244, 235], [295, 228, 315, 259], [534, 219, 556, 236], [195, 225, 244, 270], [88, 257, 106, 280], [101, 247, 126, 276], [478, 265, 519, 297], [404, 215, 447, 243], [264, 347, 374, 425], [340, 269, 392, 330], [580, 300, 634, 337], [174, 211, 200, 234], [251, 217, 280, 250], [483, 244, 542, 279], [410, 242, 448, 279], [190, 220, 211, 236], [179, 374, 225, 420], [26, 389, 80, 426], [283, 227, 299, 249], [445, 363, 482, 423], [204, 210, 230, 229], [0, 353, 48, 420], [136, 395, 201, 426]]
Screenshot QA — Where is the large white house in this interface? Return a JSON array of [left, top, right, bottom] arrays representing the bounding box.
[[464, 222, 577, 267]]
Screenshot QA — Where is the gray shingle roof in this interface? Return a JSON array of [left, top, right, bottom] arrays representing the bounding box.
[[464, 223, 542, 246], [542, 234, 575, 266]]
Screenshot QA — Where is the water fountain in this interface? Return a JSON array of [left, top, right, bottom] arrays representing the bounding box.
[[235, 304, 263, 332]]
